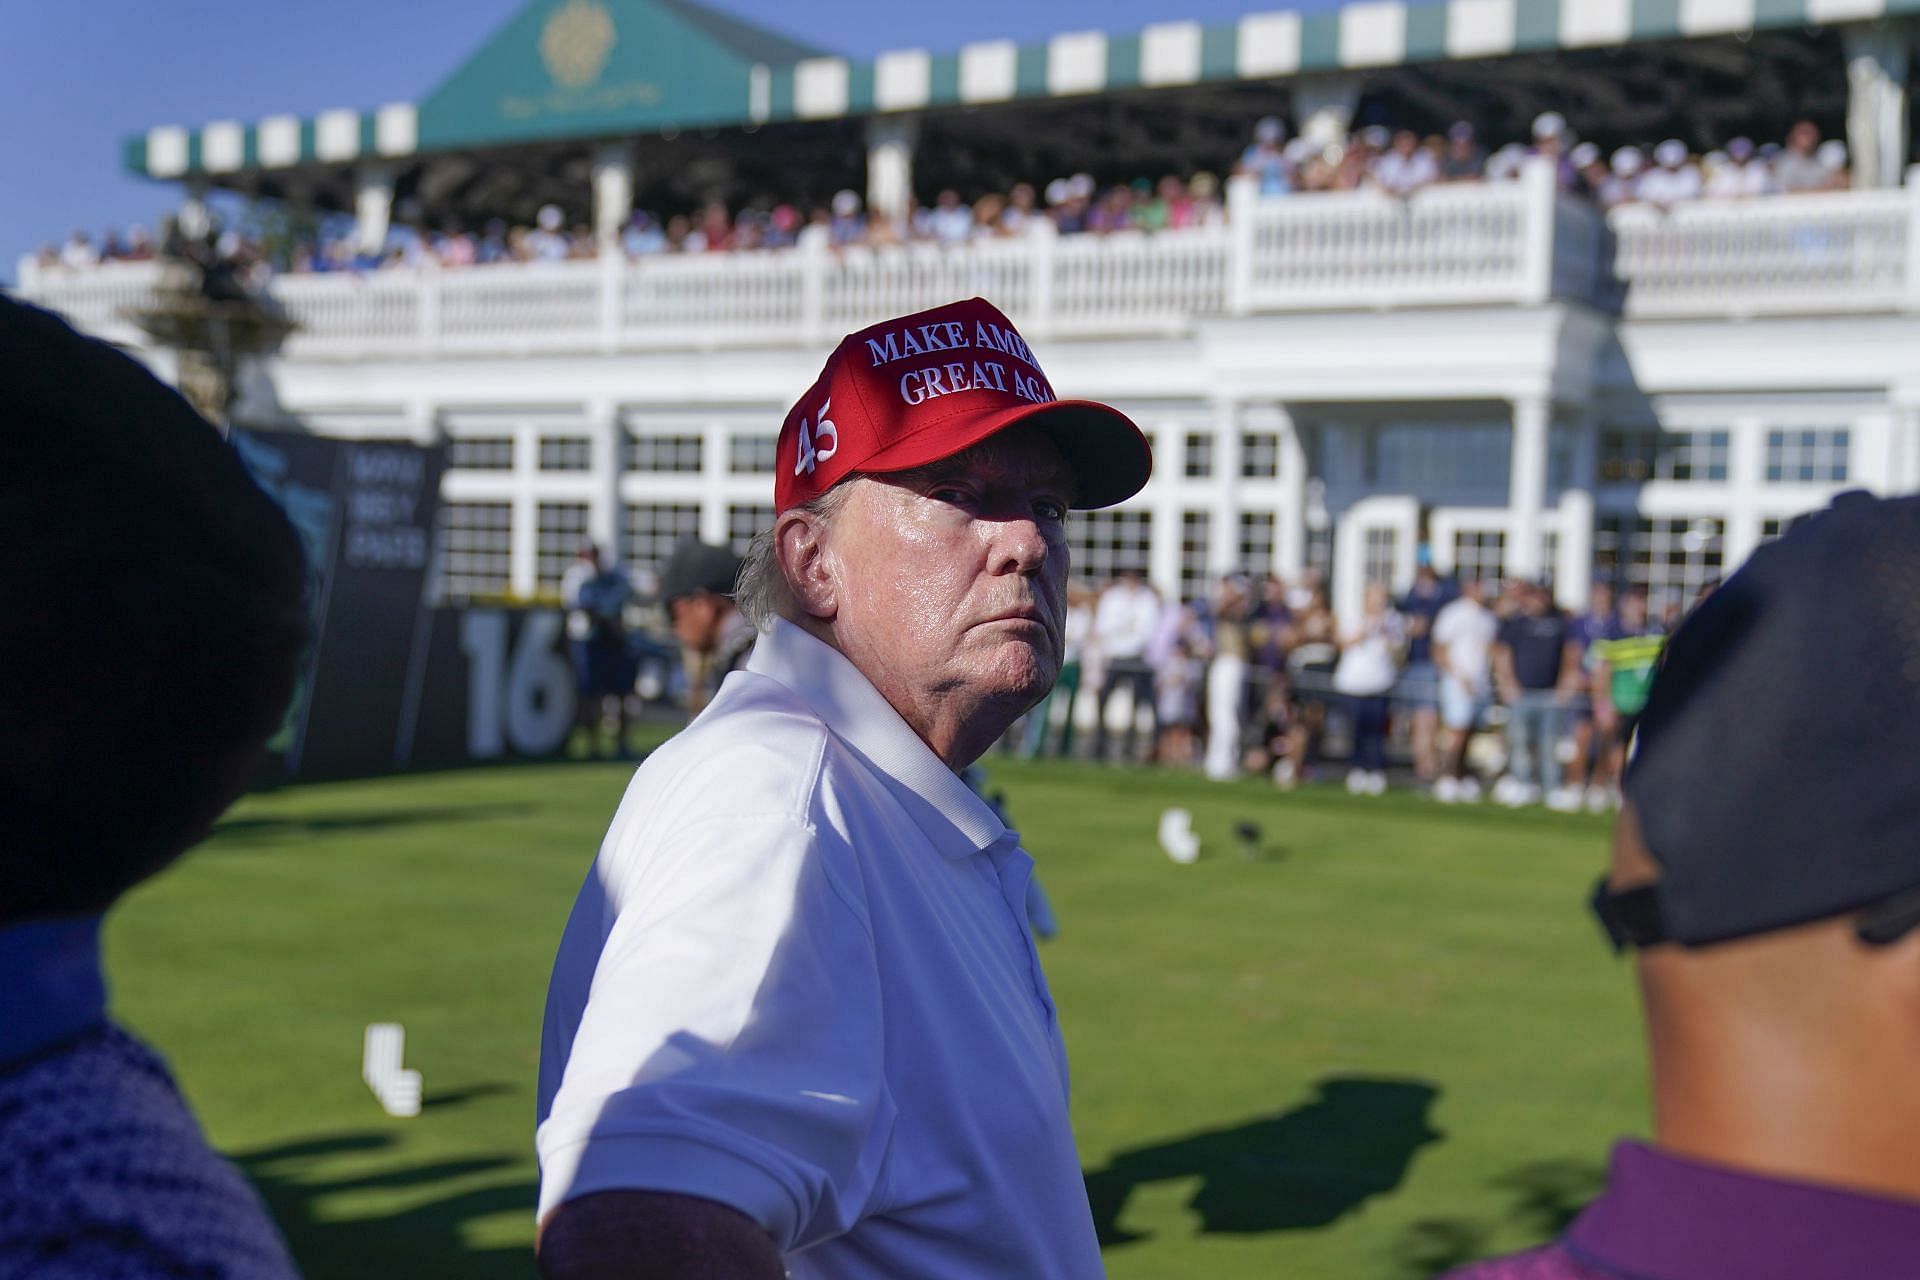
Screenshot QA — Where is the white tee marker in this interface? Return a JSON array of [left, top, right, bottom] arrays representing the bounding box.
[[1158, 809, 1201, 864], [363, 1022, 423, 1117]]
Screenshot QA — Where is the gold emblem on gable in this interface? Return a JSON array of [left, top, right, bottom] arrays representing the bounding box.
[[541, 0, 617, 89]]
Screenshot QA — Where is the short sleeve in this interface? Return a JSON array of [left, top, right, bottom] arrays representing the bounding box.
[[536, 814, 893, 1252]]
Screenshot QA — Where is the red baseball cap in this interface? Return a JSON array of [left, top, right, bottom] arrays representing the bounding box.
[[774, 297, 1153, 513]]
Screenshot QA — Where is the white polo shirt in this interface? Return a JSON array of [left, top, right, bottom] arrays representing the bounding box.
[[536, 618, 1103, 1279]]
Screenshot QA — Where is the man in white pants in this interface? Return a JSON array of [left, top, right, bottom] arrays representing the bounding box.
[[1432, 576, 1499, 803], [535, 297, 1153, 1280]]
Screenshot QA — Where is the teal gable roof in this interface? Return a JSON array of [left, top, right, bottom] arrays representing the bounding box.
[[417, 0, 827, 151]]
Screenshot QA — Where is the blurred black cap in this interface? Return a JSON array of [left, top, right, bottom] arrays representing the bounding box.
[[659, 538, 742, 603], [1616, 491, 1920, 946]]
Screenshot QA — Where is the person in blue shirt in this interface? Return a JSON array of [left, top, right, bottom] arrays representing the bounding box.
[[0, 298, 310, 1278]]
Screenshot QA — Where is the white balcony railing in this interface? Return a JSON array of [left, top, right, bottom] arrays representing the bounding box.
[[18, 161, 1920, 356]]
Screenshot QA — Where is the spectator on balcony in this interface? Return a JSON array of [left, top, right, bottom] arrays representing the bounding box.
[[123, 225, 156, 262], [622, 211, 667, 257], [1602, 147, 1646, 209], [1188, 171, 1226, 226], [919, 189, 974, 246], [1529, 111, 1580, 190], [828, 189, 866, 246], [1374, 129, 1440, 196], [1817, 139, 1851, 189], [1486, 142, 1530, 184], [970, 192, 1008, 239], [1774, 120, 1830, 193], [529, 205, 570, 262], [58, 229, 99, 270], [1571, 141, 1607, 200], [1439, 121, 1485, 183], [1238, 115, 1296, 196], [1704, 137, 1775, 199], [1636, 140, 1704, 209], [1000, 182, 1040, 235]]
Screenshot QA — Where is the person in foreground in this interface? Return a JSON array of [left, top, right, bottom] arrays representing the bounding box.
[[1448, 490, 1920, 1280], [535, 297, 1153, 1279], [0, 298, 308, 1277]]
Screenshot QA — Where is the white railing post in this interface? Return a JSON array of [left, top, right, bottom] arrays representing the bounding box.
[[1519, 156, 1558, 304], [1026, 217, 1057, 337], [419, 264, 442, 355], [799, 232, 828, 345], [599, 250, 624, 351], [1226, 173, 1257, 315], [1904, 163, 1920, 312]]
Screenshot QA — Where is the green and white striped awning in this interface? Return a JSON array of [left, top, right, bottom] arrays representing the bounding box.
[[125, 0, 1920, 179]]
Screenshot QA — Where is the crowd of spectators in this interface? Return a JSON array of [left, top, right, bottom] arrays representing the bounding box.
[[1009, 562, 1693, 813], [33, 113, 1856, 279]]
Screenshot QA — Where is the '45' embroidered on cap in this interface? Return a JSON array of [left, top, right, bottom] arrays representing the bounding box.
[[773, 297, 1153, 513]]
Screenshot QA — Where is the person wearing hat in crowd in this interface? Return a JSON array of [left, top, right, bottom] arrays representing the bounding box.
[[1569, 141, 1608, 202], [657, 537, 752, 717], [1529, 111, 1580, 190], [1440, 121, 1484, 182], [1237, 115, 1295, 196], [1636, 140, 1703, 209], [1705, 136, 1775, 199], [1603, 146, 1645, 208], [0, 298, 307, 1277], [1446, 492, 1920, 1279], [535, 296, 1152, 1280]]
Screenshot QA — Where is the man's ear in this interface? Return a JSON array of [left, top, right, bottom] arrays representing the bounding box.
[[776, 509, 836, 621]]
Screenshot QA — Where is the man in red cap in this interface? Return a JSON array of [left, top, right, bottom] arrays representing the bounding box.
[[536, 298, 1151, 1280]]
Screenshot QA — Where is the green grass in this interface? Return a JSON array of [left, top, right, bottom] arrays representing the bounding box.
[[106, 752, 1644, 1280]]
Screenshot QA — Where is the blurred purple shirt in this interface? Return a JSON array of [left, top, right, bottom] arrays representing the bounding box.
[[1446, 1141, 1920, 1280]]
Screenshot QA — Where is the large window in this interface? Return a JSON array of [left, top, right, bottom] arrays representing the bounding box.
[[438, 501, 512, 598], [1765, 428, 1849, 484], [538, 436, 593, 472], [629, 432, 704, 473], [728, 503, 776, 556], [1066, 508, 1153, 581], [1452, 530, 1506, 586], [449, 436, 514, 471], [1600, 429, 1730, 483], [1238, 511, 1276, 578], [1240, 431, 1280, 479], [1595, 516, 1724, 605], [622, 503, 702, 579], [1179, 511, 1212, 602], [728, 434, 779, 475], [537, 502, 592, 593], [1183, 432, 1214, 479], [1362, 527, 1398, 589]]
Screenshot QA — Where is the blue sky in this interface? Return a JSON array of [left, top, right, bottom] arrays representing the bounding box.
[[0, 0, 1345, 283]]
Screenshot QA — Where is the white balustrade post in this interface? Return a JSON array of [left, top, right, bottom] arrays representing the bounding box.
[[599, 250, 624, 352], [1226, 173, 1258, 316], [799, 228, 828, 345], [1026, 216, 1057, 338], [1519, 156, 1558, 304], [1904, 164, 1920, 311], [419, 263, 442, 355]]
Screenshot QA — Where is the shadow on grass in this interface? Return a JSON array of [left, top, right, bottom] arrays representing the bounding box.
[[205, 804, 534, 846], [1084, 1075, 1442, 1247], [237, 1130, 537, 1280], [1390, 1157, 1607, 1278]]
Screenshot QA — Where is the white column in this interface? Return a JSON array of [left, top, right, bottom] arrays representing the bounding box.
[[866, 115, 919, 228], [588, 398, 622, 556], [1844, 19, 1911, 191], [1519, 156, 1559, 303], [354, 163, 395, 257], [1210, 399, 1242, 576], [510, 424, 539, 598], [1555, 414, 1597, 607], [1891, 399, 1920, 492], [1508, 396, 1550, 581], [1276, 406, 1307, 579], [1292, 74, 1361, 148], [592, 143, 635, 246]]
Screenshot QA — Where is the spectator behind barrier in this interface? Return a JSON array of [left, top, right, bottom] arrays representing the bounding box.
[[1447, 491, 1920, 1280], [0, 297, 309, 1277]]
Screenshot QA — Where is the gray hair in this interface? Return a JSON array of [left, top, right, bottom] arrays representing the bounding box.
[[734, 485, 853, 631]]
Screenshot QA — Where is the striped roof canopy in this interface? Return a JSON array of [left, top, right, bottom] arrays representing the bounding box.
[[126, 0, 1915, 182]]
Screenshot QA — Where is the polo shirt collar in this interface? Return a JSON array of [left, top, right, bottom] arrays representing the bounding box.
[[0, 913, 108, 1069], [1566, 1141, 1920, 1280], [746, 619, 1011, 859]]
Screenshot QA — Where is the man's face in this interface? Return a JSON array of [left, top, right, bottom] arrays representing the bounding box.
[[669, 592, 724, 651], [820, 428, 1072, 743]]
